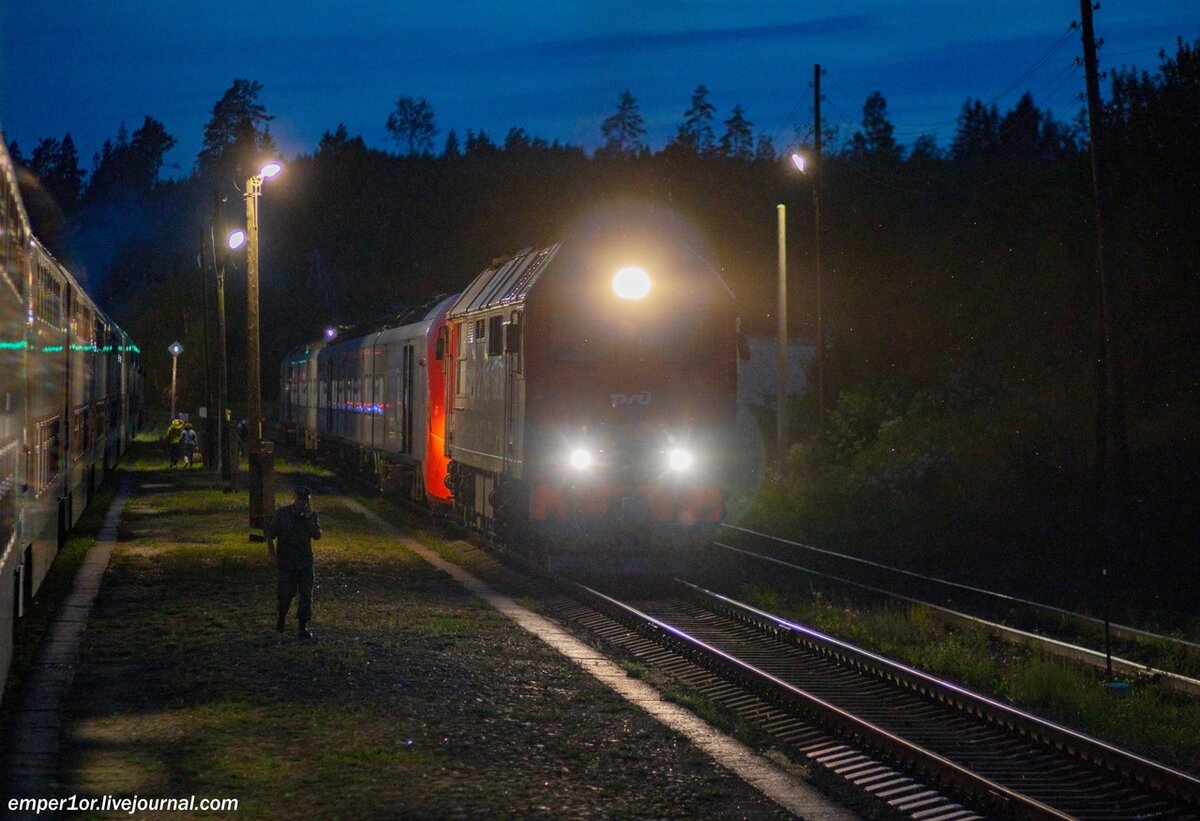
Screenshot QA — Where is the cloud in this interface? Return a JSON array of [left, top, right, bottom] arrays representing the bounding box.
[[511, 16, 874, 58]]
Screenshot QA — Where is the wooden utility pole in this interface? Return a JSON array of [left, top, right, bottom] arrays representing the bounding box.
[[209, 190, 231, 485], [197, 224, 214, 467], [1080, 0, 1131, 680]]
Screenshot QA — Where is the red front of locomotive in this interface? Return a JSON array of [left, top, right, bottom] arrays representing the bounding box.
[[518, 239, 738, 561]]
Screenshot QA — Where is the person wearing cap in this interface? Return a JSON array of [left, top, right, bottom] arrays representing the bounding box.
[[265, 486, 322, 640]]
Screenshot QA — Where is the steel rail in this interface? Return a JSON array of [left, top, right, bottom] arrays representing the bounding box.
[[714, 539, 1200, 698], [568, 580, 1075, 819], [718, 523, 1200, 657], [679, 579, 1200, 810]]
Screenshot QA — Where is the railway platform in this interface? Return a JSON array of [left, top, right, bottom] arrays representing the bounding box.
[[0, 442, 851, 819]]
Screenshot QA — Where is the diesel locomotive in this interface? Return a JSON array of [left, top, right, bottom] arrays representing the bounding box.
[[279, 217, 738, 569], [0, 136, 144, 703]]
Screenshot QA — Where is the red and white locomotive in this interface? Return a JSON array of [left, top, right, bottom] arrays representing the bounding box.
[[280, 216, 738, 568], [0, 136, 144, 702]]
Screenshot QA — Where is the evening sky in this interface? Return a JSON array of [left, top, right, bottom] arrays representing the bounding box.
[[1, 1, 1196, 175]]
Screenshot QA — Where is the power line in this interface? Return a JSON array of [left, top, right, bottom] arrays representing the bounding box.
[[821, 23, 1079, 136], [770, 86, 813, 146]]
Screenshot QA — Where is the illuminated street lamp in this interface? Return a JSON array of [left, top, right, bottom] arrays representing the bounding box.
[[168, 340, 183, 419], [234, 160, 283, 535]]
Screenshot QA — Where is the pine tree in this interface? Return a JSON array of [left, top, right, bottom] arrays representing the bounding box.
[[849, 91, 901, 164], [600, 90, 647, 156], [950, 98, 1001, 161], [197, 78, 276, 174], [718, 105, 754, 159], [672, 85, 716, 153]]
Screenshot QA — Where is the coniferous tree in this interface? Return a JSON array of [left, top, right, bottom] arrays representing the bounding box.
[[951, 98, 1001, 160], [671, 84, 717, 153], [754, 134, 777, 162], [87, 116, 177, 202], [29, 133, 85, 210], [197, 79, 276, 174], [718, 105, 754, 159], [443, 130, 460, 158], [600, 90, 647, 156], [848, 91, 901, 164]]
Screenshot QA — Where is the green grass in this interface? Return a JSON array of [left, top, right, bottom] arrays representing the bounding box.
[[739, 583, 1200, 773], [55, 440, 787, 818]]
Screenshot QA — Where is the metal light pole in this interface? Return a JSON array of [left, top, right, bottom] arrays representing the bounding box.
[[791, 151, 825, 448], [776, 204, 788, 474], [241, 160, 282, 536], [168, 341, 183, 419]]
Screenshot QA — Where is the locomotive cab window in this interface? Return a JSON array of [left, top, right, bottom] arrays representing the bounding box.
[[552, 308, 710, 363], [487, 315, 504, 356]]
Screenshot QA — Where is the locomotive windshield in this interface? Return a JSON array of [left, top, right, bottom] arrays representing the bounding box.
[[551, 307, 712, 363]]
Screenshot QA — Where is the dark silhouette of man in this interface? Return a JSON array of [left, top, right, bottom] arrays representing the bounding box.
[[266, 486, 322, 640]]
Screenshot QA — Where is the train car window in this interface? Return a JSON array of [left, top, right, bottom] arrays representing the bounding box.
[[487, 316, 504, 356], [0, 441, 16, 552], [475, 318, 485, 342]]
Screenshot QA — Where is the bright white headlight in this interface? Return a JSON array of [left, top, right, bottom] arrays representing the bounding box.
[[612, 267, 651, 300], [569, 448, 593, 470], [667, 448, 694, 472]]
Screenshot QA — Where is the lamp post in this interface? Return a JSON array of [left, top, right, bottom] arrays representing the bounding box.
[[238, 160, 282, 536], [776, 204, 788, 475], [168, 341, 183, 419], [791, 149, 826, 446], [209, 190, 233, 485]]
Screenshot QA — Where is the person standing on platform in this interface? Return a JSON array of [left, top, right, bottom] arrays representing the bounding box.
[[180, 423, 198, 467], [165, 417, 184, 468], [265, 486, 322, 641]]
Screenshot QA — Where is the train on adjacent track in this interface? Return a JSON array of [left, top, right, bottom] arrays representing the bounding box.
[[280, 216, 740, 570], [0, 137, 144, 702]]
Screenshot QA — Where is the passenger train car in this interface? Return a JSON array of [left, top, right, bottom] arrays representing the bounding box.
[[280, 219, 739, 569], [279, 295, 455, 506], [0, 136, 143, 704]]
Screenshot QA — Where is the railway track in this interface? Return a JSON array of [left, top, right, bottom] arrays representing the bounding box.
[[551, 577, 1200, 819], [715, 524, 1200, 696]]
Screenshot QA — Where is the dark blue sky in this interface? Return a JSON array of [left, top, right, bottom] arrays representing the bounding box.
[[1, 1, 1196, 174]]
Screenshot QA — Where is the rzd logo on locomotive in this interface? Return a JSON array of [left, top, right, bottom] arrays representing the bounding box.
[[611, 391, 652, 407]]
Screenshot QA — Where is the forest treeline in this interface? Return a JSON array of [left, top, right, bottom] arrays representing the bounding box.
[[10, 39, 1199, 612]]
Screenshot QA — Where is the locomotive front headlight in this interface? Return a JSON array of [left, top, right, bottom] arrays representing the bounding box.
[[612, 267, 651, 300], [569, 448, 593, 470], [667, 448, 694, 472]]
